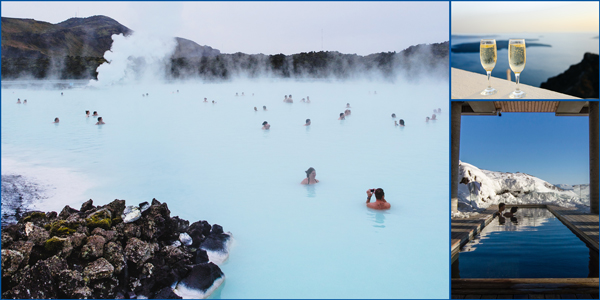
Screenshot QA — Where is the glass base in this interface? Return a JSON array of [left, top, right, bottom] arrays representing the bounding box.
[[480, 87, 497, 95], [509, 90, 526, 98]]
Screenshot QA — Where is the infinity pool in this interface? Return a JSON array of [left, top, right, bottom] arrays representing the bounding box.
[[2, 78, 448, 298], [454, 208, 597, 279]]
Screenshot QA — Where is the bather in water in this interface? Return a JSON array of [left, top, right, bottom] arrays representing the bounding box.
[[301, 167, 319, 185], [366, 188, 390, 210]]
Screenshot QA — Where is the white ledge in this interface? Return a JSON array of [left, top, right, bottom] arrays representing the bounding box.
[[451, 68, 580, 100]]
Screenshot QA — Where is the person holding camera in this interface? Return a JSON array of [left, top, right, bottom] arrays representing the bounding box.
[[366, 188, 390, 210]]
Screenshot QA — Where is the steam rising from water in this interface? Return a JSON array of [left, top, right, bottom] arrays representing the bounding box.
[[90, 32, 177, 87]]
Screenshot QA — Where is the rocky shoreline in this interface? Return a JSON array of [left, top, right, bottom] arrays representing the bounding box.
[[1, 198, 232, 299]]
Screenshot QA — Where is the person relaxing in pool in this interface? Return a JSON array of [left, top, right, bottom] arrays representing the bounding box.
[[95, 117, 105, 125], [262, 121, 270, 130], [338, 113, 345, 120], [399, 119, 405, 127], [366, 188, 390, 210], [93, 111, 98, 117], [503, 206, 518, 218], [496, 203, 506, 217], [86, 110, 90, 117], [304, 119, 311, 126], [301, 167, 319, 185], [53, 117, 59, 123]]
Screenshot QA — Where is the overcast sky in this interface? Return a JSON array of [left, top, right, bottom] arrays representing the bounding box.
[[453, 1, 599, 34], [1, 1, 449, 55]]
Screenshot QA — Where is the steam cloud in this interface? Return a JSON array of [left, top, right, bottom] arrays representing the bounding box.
[[90, 32, 177, 86]]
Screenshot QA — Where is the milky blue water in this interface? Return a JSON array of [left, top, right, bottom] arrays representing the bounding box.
[[451, 32, 599, 87], [2, 78, 449, 298], [455, 208, 596, 278]]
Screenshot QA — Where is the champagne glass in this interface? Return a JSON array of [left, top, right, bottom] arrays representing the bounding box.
[[508, 39, 526, 98], [480, 39, 497, 95]]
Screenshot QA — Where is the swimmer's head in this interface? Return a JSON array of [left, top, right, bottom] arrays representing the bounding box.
[[399, 119, 405, 126], [374, 188, 384, 200], [340, 113, 344, 117], [98, 117, 103, 122], [305, 167, 316, 178], [306, 119, 311, 124], [254, 107, 257, 111], [86, 110, 89, 114], [263, 106, 267, 109], [262, 121, 268, 126], [54, 117, 59, 122], [391, 113, 396, 118]]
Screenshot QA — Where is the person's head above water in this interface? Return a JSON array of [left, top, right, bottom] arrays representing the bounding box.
[[54, 117, 59, 123], [399, 119, 405, 126], [263, 106, 267, 110], [86, 110, 90, 115], [305, 119, 311, 125], [262, 121, 268, 126], [306, 167, 315, 178], [254, 107, 257, 111], [374, 188, 384, 200], [391, 113, 396, 118], [302, 167, 319, 184], [93, 111, 98, 116]]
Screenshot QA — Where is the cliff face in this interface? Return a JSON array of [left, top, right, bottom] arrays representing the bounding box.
[[1, 16, 132, 59], [540, 53, 599, 99], [1, 16, 221, 80]]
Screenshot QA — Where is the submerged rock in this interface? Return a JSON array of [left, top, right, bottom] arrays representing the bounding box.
[[173, 263, 225, 299], [200, 228, 232, 265]]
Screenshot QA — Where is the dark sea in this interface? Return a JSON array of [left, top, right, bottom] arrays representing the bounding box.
[[451, 32, 599, 87]]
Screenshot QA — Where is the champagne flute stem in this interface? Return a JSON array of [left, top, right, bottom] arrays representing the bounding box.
[[487, 71, 492, 89], [515, 73, 521, 92]]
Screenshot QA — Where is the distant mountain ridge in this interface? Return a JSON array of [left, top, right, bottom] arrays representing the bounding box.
[[1, 15, 448, 81], [1, 15, 219, 59], [457, 161, 590, 213]]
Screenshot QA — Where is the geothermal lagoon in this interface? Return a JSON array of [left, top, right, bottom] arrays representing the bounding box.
[[2, 78, 449, 298]]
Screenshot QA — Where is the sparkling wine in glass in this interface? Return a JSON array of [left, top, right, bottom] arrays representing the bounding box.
[[480, 39, 497, 95], [508, 39, 526, 98]]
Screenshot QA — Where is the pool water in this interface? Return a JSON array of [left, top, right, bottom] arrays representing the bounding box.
[[2, 78, 449, 298], [454, 208, 598, 279]]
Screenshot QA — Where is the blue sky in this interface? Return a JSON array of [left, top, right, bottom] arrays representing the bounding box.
[[460, 112, 591, 185]]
